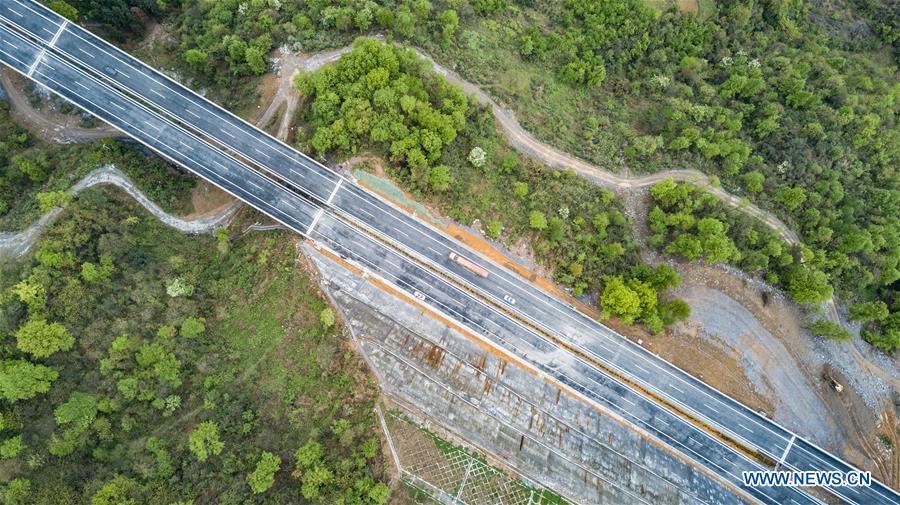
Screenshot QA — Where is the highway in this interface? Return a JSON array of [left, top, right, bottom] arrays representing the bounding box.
[[1, 2, 897, 503], [0, 20, 822, 505], [0, 0, 813, 467], [0, 22, 819, 505]]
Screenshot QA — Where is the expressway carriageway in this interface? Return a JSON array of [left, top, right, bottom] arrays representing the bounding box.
[[0, 21, 827, 505], [2, 2, 898, 503]]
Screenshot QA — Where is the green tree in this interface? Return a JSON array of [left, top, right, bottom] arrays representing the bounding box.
[[0, 435, 25, 459], [486, 220, 502, 239], [80, 256, 115, 284], [775, 186, 807, 211], [439, 9, 459, 44], [741, 171, 765, 192], [184, 49, 208, 69], [15, 318, 75, 359], [12, 155, 46, 182], [180, 316, 205, 338], [599, 276, 642, 324], [0, 360, 58, 402], [136, 343, 182, 389], [188, 421, 224, 462], [319, 308, 335, 328], [54, 392, 99, 429], [368, 482, 391, 504], [294, 440, 324, 472], [36, 191, 71, 213], [245, 47, 268, 75], [528, 211, 547, 230], [697, 218, 740, 264], [49, 1, 77, 20], [2, 478, 30, 505], [11, 279, 46, 313], [786, 265, 833, 305], [395, 6, 415, 37], [666, 233, 703, 260], [513, 182, 529, 198], [91, 475, 138, 505], [865, 312, 900, 352], [807, 319, 852, 342], [215, 228, 230, 256], [427, 165, 453, 191], [659, 299, 691, 324], [157, 325, 177, 340], [247, 451, 281, 494], [848, 301, 889, 323], [300, 465, 333, 501]]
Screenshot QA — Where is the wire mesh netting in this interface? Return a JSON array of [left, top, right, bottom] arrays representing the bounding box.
[[382, 409, 566, 505]]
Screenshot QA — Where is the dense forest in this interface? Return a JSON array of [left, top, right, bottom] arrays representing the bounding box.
[[1, 187, 389, 503], [646, 178, 898, 349]]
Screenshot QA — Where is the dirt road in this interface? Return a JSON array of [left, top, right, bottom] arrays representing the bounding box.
[[0, 165, 240, 260], [258, 46, 354, 141]]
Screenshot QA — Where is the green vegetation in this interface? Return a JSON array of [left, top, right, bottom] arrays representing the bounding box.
[[433, 1, 898, 337], [47, 0, 157, 41], [646, 178, 897, 350], [0, 188, 389, 502], [294, 39, 468, 193]]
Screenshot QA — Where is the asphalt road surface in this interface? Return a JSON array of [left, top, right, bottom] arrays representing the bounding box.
[[1, 3, 897, 503]]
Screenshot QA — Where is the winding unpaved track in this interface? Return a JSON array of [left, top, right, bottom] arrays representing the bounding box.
[[0, 165, 240, 260], [269, 41, 799, 245], [414, 50, 801, 245], [259, 46, 354, 141]]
